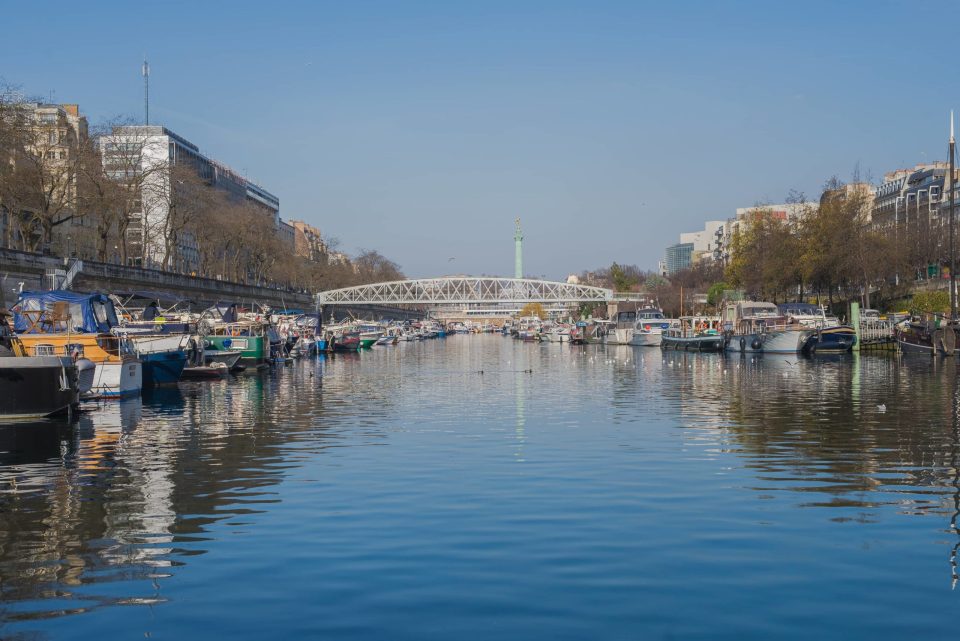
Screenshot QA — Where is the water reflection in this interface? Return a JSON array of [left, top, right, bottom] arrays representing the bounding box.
[[656, 351, 960, 575], [0, 372, 315, 630], [4, 339, 960, 638], [950, 369, 960, 589]]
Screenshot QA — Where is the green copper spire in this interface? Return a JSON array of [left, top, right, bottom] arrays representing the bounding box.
[[514, 217, 523, 279]]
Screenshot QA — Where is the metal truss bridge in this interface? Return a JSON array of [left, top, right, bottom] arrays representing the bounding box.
[[315, 277, 614, 306]]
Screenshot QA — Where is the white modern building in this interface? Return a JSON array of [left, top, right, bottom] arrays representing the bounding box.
[[663, 220, 726, 274], [101, 125, 280, 272]]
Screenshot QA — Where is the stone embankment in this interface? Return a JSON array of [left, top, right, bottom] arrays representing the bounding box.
[[0, 248, 418, 320]]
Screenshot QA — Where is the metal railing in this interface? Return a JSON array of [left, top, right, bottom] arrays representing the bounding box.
[[859, 320, 896, 343], [62, 259, 83, 289], [316, 277, 614, 306]]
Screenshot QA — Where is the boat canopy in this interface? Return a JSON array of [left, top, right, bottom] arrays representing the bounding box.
[[13, 290, 119, 334]]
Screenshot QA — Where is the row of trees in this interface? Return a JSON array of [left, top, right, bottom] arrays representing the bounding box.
[[724, 181, 903, 308], [0, 81, 403, 291], [580, 175, 944, 315]]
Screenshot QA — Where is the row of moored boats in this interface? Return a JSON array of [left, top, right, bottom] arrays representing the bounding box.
[[504, 302, 859, 354], [0, 290, 449, 420]]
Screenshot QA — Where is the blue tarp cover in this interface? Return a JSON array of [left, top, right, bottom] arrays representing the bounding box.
[[13, 290, 119, 334]]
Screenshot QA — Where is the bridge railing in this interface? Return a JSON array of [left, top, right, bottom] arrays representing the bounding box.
[[316, 277, 614, 306]]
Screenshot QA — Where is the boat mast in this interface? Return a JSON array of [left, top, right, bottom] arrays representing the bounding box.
[[951, 110, 957, 321]]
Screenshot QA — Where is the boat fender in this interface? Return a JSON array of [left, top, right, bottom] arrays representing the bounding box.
[[739, 337, 746, 352], [59, 364, 71, 392], [751, 338, 762, 351]]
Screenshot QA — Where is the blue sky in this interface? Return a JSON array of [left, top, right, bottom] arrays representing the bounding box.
[[2, 0, 955, 278]]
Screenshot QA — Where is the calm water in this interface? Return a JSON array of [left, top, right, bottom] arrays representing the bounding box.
[[2, 336, 960, 639]]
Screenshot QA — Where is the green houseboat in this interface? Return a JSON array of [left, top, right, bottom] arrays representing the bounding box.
[[204, 321, 272, 368]]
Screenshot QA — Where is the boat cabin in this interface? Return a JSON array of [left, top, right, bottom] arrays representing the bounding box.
[[722, 301, 785, 334], [777, 303, 839, 328], [613, 311, 636, 330], [11, 290, 129, 361]]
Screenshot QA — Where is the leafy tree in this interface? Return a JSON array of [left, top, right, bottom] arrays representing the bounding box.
[[725, 205, 801, 302], [644, 274, 669, 290], [609, 262, 641, 291], [519, 302, 547, 319], [707, 282, 729, 307], [910, 290, 950, 315]]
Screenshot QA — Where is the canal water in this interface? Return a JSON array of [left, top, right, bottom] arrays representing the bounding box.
[[1, 336, 959, 640]]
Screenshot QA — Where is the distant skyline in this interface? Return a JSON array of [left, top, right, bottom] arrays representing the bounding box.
[[2, 0, 956, 279]]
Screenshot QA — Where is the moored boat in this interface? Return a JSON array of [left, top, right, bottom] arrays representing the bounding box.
[[778, 303, 857, 354], [203, 311, 272, 368], [628, 308, 679, 347], [0, 355, 80, 419], [12, 290, 143, 398], [660, 317, 725, 352], [203, 348, 243, 370], [661, 331, 725, 352], [114, 333, 189, 386], [721, 300, 810, 354], [0, 309, 81, 418], [896, 318, 959, 356], [603, 311, 636, 345]]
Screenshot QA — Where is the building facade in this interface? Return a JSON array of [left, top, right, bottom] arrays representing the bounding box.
[[278, 219, 295, 251], [717, 201, 818, 263], [1, 103, 91, 254], [681, 220, 726, 263], [872, 163, 947, 230], [662, 220, 726, 273], [101, 125, 281, 272], [664, 242, 694, 274], [290, 220, 327, 263]]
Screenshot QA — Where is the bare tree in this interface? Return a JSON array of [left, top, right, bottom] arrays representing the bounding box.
[[0, 93, 86, 252], [96, 121, 171, 265]]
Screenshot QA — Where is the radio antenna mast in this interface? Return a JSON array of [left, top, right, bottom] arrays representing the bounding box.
[[142, 56, 150, 125]]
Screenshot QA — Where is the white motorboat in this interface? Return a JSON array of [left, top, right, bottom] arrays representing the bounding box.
[[541, 325, 571, 342], [722, 300, 811, 354], [628, 308, 680, 347], [603, 311, 637, 345]]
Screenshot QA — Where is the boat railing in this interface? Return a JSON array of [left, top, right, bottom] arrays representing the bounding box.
[[735, 321, 799, 334]]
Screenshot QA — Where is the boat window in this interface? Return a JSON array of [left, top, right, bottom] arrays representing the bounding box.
[[92, 300, 119, 330], [96, 335, 120, 357]]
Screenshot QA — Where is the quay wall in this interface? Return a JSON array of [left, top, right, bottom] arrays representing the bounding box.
[[0, 248, 419, 320]]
